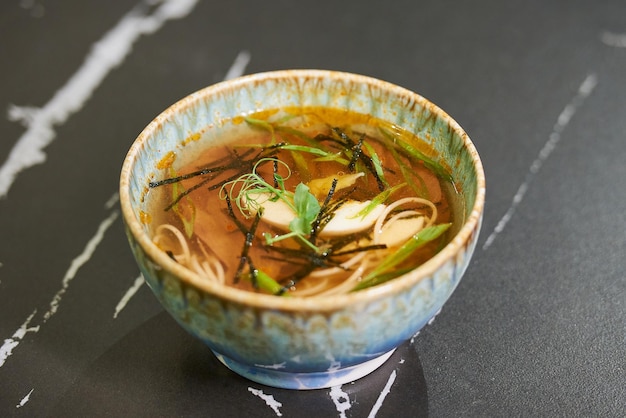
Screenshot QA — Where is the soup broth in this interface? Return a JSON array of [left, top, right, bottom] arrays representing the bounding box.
[[146, 107, 461, 296]]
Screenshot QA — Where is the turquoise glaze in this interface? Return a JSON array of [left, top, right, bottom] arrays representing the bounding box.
[[120, 70, 485, 390]]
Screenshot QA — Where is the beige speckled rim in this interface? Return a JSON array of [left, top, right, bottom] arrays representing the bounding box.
[[120, 69, 486, 312]]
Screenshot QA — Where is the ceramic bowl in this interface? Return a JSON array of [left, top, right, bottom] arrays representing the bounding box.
[[120, 70, 485, 390]]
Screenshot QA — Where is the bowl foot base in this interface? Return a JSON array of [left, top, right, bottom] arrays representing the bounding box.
[[213, 349, 396, 390]]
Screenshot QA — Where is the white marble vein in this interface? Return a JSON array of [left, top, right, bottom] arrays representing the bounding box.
[[482, 73, 598, 250], [0, 0, 199, 199]]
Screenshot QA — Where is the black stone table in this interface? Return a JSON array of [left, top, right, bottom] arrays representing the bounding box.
[[1, 1, 624, 416]]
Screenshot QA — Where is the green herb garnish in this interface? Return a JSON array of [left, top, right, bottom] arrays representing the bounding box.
[[356, 182, 406, 219], [263, 182, 321, 252], [354, 223, 451, 290], [220, 159, 322, 252], [242, 269, 287, 296], [378, 126, 452, 181]]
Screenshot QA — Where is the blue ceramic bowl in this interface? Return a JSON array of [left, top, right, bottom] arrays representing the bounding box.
[[120, 70, 485, 389]]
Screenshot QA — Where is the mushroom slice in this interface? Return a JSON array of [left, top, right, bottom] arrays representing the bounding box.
[[378, 216, 425, 248], [319, 201, 386, 237], [307, 172, 365, 199], [244, 192, 295, 230], [245, 191, 385, 237]]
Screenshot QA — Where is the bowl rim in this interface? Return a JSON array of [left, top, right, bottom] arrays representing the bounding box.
[[119, 69, 485, 312]]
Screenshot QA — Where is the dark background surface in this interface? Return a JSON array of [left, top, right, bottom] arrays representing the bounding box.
[[1, 0, 624, 416]]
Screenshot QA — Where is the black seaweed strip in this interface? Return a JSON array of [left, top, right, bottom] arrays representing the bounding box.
[[261, 254, 311, 268], [348, 134, 365, 172], [311, 196, 351, 239], [149, 148, 257, 188], [329, 128, 386, 191], [247, 258, 259, 289], [233, 211, 262, 283], [309, 178, 339, 243], [164, 176, 213, 211], [321, 179, 339, 207], [331, 127, 356, 147], [205, 170, 252, 191], [354, 138, 386, 190], [263, 246, 345, 269], [205, 154, 280, 192], [224, 194, 249, 234], [313, 133, 347, 149], [277, 264, 319, 291], [324, 230, 372, 253], [164, 149, 283, 212]]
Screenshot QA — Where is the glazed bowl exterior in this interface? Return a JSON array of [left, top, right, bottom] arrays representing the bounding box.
[[120, 70, 485, 389]]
